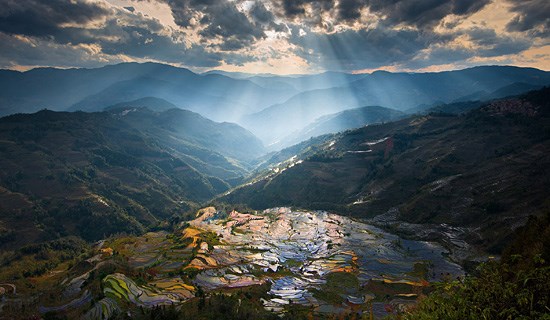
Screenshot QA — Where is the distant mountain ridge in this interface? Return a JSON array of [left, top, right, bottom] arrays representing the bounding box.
[[242, 66, 550, 145], [108, 105, 265, 162], [105, 97, 179, 112], [1, 63, 549, 149], [271, 105, 405, 150], [0, 62, 296, 122]]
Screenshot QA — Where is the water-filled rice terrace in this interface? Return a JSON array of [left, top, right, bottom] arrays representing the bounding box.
[[39, 207, 463, 318]]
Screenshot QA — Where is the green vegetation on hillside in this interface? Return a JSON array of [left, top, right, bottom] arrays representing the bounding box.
[[0, 236, 89, 295], [394, 211, 550, 319], [0, 108, 261, 251]]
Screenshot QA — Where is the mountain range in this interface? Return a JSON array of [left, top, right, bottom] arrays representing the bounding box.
[[1, 63, 549, 253], [0, 62, 296, 122], [0, 63, 549, 319], [1, 63, 549, 147], [241, 66, 550, 144]]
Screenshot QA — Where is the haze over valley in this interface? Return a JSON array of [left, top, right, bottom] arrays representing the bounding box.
[[0, 0, 549, 319]]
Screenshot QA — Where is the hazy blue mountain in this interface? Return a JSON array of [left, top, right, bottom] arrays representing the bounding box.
[[271, 105, 405, 150], [241, 87, 358, 143], [69, 76, 236, 115], [0, 62, 296, 121], [2, 63, 549, 148], [485, 82, 546, 100], [205, 69, 366, 92], [70, 71, 295, 122], [407, 83, 547, 115], [241, 66, 550, 145], [105, 97, 178, 112], [108, 106, 266, 163], [247, 71, 367, 92], [0, 63, 191, 115], [203, 70, 283, 79], [349, 66, 550, 109]]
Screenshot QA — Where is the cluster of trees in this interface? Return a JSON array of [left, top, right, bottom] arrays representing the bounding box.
[[0, 236, 89, 279]]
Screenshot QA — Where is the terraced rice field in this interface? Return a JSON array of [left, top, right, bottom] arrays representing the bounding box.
[[48, 207, 462, 318], [187, 207, 463, 315], [103, 273, 183, 307]]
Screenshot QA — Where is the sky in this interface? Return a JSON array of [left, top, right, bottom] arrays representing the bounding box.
[[0, 0, 548, 74]]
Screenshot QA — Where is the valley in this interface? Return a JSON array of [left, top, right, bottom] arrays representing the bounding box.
[[222, 88, 550, 258], [2, 0, 550, 317], [0, 65, 548, 319], [0, 207, 462, 319]]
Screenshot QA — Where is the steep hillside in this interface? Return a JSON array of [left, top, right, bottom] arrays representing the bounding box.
[[105, 97, 178, 112], [406, 101, 484, 115], [107, 106, 265, 163], [273, 105, 405, 149], [0, 108, 264, 249], [222, 88, 550, 256]]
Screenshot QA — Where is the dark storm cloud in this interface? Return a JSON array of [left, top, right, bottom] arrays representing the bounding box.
[[160, 0, 192, 28], [282, 0, 306, 16], [133, 0, 514, 70], [0, 1, 232, 69], [0, 31, 122, 69], [277, 0, 490, 28], [466, 27, 532, 57], [337, 0, 363, 21], [0, 0, 545, 71], [98, 23, 223, 67], [289, 22, 532, 71], [37, 10, 164, 47], [199, 2, 264, 50], [506, 0, 550, 37], [220, 51, 260, 67], [405, 26, 532, 69], [250, 2, 274, 24], [289, 25, 435, 70], [162, 0, 266, 51], [366, 0, 491, 27], [278, 0, 335, 27], [0, 0, 109, 38], [249, 1, 287, 32], [88, 9, 238, 67], [281, 0, 332, 17]]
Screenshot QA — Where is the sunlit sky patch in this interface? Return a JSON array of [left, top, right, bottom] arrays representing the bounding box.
[[0, 0, 548, 74]]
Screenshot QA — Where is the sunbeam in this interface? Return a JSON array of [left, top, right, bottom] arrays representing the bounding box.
[[0, 1, 549, 319]]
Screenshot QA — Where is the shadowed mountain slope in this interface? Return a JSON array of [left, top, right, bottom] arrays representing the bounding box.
[[222, 88, 550, 255], [0, 106, 264, 249], [272, 105, 405, 150]]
